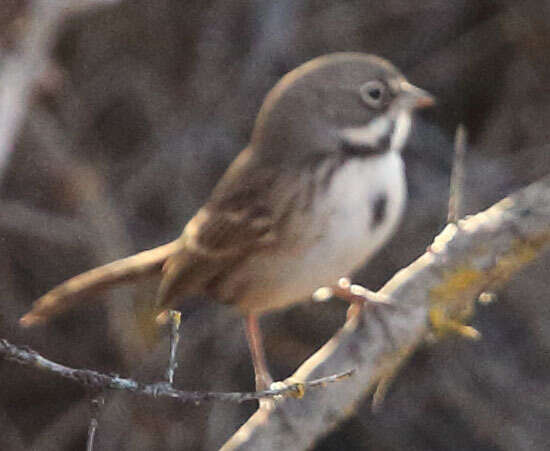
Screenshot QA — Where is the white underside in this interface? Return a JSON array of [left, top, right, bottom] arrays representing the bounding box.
[[237, 149, 407, 314]]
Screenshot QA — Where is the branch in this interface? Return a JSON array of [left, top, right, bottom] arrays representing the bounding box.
[[222, 173, 550, 450], [0, 338, 353, 404], [165, 310, 182, 385], [86, 396, 103, 451]]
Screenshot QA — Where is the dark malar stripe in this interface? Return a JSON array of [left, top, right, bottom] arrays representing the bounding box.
[[303, 117, 396, 204], [315, 119, 396, 192]]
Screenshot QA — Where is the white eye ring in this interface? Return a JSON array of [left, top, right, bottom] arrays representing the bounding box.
[[360, 80, 386, 108]]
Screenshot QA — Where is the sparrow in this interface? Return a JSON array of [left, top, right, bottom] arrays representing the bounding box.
[[20, 53, 434, 392]]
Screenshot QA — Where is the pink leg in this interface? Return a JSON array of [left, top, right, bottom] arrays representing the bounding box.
[[244, 313, 273, 392]]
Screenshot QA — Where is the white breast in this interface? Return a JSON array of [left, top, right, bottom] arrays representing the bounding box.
[[238, 150, 406, 314], [305, 150, 406, 283]]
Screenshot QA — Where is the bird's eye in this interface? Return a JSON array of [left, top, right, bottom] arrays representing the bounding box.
[[360, 80, 386, 108]]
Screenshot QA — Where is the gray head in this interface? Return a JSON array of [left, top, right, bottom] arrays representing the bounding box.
[[251, 53, 433, 167]]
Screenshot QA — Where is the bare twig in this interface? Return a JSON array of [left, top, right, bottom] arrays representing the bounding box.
[[86, 396, 104, 451], [166, 310, 182, 385], [0, 338, 353, 404], [222, 173, 550, 450], [448, 125, 468, 223], [86, 417, 98, 451]]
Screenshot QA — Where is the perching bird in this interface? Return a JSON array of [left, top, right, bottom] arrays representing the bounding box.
[[21, 53, 433, 392]]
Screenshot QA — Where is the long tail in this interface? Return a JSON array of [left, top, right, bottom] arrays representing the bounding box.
[[19, 241, 180, 327]]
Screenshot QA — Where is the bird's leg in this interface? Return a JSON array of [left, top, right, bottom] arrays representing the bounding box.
[[244, 314, 305, 408], [244, 313, 273, 392]]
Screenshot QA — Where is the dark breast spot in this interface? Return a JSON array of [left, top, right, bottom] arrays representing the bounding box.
[[370, 193, 388, 230]]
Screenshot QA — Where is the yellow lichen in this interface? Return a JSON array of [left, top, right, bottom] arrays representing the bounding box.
[[429, 266, 485, 336], [430, 267, 484, 307], [428, 232, 550, 340], [489, 237, 541, 282]]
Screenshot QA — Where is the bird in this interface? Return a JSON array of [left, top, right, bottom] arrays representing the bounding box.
[[20, 52, 434, 393]]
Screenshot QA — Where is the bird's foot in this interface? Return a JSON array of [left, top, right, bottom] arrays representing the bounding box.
[[314, 277, 396, 319], [315, 278, 398, 346], [336, 277, 396, 321]]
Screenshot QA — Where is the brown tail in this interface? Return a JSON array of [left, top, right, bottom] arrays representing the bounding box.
[[20, 241, 180, 327]]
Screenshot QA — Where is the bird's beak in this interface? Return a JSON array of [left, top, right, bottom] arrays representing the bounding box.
[[400, 81, 435, 109]]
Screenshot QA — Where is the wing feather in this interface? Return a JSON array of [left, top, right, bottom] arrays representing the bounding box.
[[156, 147, 282, 308]]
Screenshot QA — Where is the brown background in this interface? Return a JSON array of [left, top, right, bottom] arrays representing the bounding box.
[[1, 1, 550, 449]]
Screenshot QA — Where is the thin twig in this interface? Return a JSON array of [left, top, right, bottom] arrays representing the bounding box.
[[86, 396, 104, 451], [86, 417, 98, 451], [166, 310, 182, 385], [448, 124, 468, 223], [447, 126, 496, 308], [0, 339, 354, 404]]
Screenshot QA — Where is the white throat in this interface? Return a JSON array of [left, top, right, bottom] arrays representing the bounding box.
[[339, 109, 413, 154], [340, 115, 392, 148], [390, 110, 412, 153]]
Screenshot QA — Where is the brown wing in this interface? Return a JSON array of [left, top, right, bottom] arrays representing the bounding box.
[[156, 147, 281, 308]]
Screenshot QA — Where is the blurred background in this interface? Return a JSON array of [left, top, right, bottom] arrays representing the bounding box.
[[1, 0, 550, 449]]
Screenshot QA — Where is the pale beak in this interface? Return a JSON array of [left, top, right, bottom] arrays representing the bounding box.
[[400, 81, 435, 109]]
